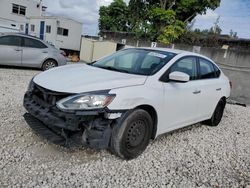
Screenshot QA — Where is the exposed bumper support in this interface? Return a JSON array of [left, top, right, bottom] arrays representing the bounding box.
[[23, 92, 122, 149]]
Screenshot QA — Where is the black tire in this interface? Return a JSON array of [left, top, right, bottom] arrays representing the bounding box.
[[203, 99, 226, 126], [42, 59, 58, 71], [110, 109, 153, 160]]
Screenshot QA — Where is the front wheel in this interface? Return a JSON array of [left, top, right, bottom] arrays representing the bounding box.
[[42, 59, 58, 71], [110, 109, 153, 160], [203, 99, 226, 126]]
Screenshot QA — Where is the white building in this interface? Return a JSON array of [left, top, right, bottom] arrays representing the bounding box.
[[29, 16, 82, 52], [0, 0, 43, 33], [0, 0, 82, 52]]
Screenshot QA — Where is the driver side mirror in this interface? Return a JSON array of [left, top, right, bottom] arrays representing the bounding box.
[[169, 71, 190, 83]]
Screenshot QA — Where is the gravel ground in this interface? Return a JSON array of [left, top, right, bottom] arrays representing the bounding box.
[[0, 67, 250, 188]]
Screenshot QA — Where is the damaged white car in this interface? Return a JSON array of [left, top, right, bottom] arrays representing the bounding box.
[[23, 48, 231, 159]]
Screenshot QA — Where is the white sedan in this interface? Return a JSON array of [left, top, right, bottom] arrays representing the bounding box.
[[23, 48, 231, 159]]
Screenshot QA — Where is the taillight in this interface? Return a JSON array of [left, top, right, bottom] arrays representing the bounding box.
[[229, 81, 232, 89]]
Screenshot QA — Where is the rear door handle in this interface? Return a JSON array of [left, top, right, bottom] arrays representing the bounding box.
[[216, 88, 221, 91], [42, 51, 48, 53], [15, 49, 22, 51], [193, 90, 201, 94]]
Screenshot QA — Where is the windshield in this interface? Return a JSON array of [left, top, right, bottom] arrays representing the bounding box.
[[91, 49, 176, 76]]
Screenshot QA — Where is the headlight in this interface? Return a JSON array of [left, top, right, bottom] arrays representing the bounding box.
[[56, 93, 115, 111]]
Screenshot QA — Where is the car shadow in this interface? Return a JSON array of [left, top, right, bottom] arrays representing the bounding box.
[[0, 65, 41, 71]]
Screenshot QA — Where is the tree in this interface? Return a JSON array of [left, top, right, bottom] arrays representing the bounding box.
[[212, 16, 221, 35], [230, 29, 238, 38], [158, 20, 185, 44], [127, 0, 221, 23], [99, 0, 221, 44], [149, 8, 185, 43], [99, 0, 128, 32], [173, 0, 221, 22]]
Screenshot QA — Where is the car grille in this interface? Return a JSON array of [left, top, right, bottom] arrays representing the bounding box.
[[32, 83, 70, 106]]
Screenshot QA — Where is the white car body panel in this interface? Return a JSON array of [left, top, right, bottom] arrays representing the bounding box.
[[33, 48, 231, 138], [34, 64, 147, 93]]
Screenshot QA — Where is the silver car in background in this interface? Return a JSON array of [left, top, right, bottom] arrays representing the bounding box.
[[0, 33, 67, 70]]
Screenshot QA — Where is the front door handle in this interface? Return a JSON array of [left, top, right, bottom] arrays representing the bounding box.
[[216, 88, 221, 91], [193, 90, 201, 94], [15, 49, 22, 51]]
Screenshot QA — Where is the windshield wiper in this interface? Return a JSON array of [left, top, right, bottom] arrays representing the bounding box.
[[96, 66, 129, 73]]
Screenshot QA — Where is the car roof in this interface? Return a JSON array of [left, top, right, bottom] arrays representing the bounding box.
[[0, 32, 41, 40]]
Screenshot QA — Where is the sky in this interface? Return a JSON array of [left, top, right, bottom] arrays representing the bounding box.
[[42, 0, 250, 39]]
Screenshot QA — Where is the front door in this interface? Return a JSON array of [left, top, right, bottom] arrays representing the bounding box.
[[0, 35, 22, 66], [162, 56, 200, 132]]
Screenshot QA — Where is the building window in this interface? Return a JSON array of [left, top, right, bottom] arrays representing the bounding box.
[[57, 27, 69, 36], [12, 4, 26, 16], [30, 25, 35, 32], [46, 25, 51, 33]]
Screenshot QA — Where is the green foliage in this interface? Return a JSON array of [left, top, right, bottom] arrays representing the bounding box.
[[99, 0, 128, 32], [158, 20, 185, 44], [174, 0, 221, 22], [98, 0, 221, 43], [148, 8, 185, 43]]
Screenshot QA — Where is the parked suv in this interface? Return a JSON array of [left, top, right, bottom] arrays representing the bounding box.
[[0, 33, 67, 70], [23, 48, 231, 159]]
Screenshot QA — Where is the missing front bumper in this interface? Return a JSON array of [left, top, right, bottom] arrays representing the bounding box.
[[23, 92, 116, 149]]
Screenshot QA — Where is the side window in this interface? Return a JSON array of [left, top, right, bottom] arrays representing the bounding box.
[[170, 57, 197, 80], [23, 37, 47, 49], [0, 36, 21, 46], [199, 58, 216, 79]]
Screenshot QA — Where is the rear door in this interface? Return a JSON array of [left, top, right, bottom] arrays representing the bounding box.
[[0, 35, 22, 66], [195, 57, 222, 120], [21, 37, 48, 68]]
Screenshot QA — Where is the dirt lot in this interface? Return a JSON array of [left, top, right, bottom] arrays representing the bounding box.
[[0, 67, 249, 187]]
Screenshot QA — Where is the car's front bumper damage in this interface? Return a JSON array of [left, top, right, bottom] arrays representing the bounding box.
[[23, 90, 124, 149]]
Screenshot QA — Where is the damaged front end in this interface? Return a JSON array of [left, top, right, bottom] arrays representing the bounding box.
[[23, 83, 124, 149]]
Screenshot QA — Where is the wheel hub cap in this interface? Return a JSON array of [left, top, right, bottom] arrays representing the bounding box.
[[126, 120, 146, 148]]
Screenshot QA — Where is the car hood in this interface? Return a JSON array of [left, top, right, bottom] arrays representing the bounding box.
[[33, 64, 147, 93]]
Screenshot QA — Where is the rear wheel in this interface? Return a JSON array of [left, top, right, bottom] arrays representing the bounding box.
[[203, 99, 226, 126], [110, 109, 153, 160], [42, 59, 57, 71]]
